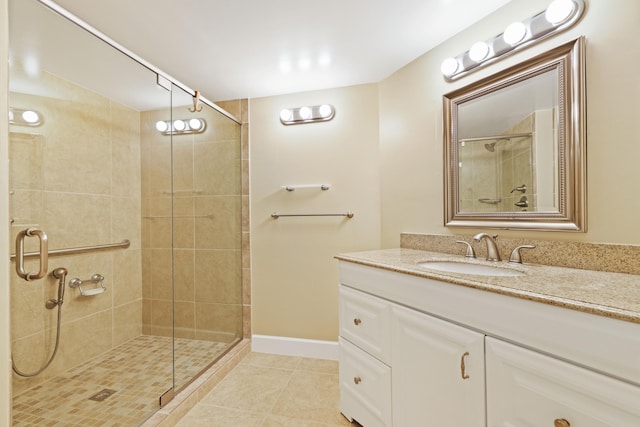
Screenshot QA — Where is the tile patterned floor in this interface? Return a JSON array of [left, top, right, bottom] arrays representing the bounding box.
[[175, 352, 356, 427], [12, 335, 230, 427]]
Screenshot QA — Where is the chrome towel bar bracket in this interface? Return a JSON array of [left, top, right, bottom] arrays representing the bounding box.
[[69, 274, 107, 296]]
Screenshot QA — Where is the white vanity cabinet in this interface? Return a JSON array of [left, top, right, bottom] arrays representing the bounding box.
[[337, 259, 640, 427], [485, 337, 640, 427], [391, 304, 485, 426]]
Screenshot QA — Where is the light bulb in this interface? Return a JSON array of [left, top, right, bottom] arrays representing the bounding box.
[[504, 22, 527, 45], [469, 41, 490, 62], [299, 107, 312, 120], [8, 110, 14, 122], [318, 104, 333, 118], [189, 118, 203, 130], [441, 57, 459, 77], [155, 120, 169, 132], [21, 110, 39, 124], [173, 119, 186, 131], [545, 0, 574, 24], [280, 109, 293, 122]]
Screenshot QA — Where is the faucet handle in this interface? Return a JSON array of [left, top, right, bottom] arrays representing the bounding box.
[[455, 240, 476, 258], [509, 245, 536, 264]]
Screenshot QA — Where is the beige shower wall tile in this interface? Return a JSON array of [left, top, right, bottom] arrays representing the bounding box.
[[112, 196, 141, 249], [194, 249, 242, 304], [172, 140, 194, 193], [43, 99, 112, 195], [151, 249, 172, 300], [194, 196, 241, 249], [8, 132, 44, 191], [150, 299, 173, 337], [111, 104, 141, 198], [150, 217, 172, 248], [194, 139, 241, 196], [146, 139, 172, 197], [10, 272, 47, 340], [196, 302, 242, 338], [42, 192, 112, 249], [54, 309, 113, 376], [174, 301, 196, 339], [142, 248, 152, 298], [174, 249, 195, 301], [174, 217, 195, 248], [113, 300, 143, 347], [112, 249, 142, 307]]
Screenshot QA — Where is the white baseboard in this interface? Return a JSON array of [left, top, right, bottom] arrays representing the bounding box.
[[251, 335, 339, 360]]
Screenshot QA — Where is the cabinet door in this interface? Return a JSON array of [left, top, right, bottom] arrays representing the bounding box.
[[486, 336, 640, 427], [391, 304, 485, 427]]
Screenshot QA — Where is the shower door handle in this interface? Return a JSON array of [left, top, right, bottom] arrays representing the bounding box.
[[15, 227, 49, 281]]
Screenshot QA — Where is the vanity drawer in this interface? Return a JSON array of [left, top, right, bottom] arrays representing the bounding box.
[[339, 337, 392, 427], [339, 285, 391, 363], [486, 336, 640, 427]]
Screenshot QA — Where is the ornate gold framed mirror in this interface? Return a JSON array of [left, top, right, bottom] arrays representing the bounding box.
[[443, 37, 586, 231]]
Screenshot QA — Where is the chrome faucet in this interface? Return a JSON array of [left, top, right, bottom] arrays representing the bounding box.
[[473, 233, 501, 261]]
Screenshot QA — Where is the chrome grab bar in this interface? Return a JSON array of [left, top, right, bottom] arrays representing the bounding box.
[[15, 227, 49, 281], [10, 239, 130, 261]]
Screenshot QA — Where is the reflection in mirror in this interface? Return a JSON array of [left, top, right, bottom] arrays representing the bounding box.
[[443, 37, 586, 231]]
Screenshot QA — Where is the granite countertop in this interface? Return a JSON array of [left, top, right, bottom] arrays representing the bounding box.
[[335, 248, 640, 324]]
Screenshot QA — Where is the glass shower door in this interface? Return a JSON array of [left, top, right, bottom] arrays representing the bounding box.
[[169, 85, 243, 393]]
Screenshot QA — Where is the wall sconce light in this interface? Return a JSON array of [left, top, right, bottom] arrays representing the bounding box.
[[9, 108, 43, 126], [155, 118, 206, 135], [441, 0, 585, 80], [279, 104, 335, 125]]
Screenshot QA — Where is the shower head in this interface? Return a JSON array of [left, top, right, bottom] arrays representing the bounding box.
[[484, 141, 496, 152]]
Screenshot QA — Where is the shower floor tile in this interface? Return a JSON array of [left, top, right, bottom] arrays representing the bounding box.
[[12, 335, 230, 427]]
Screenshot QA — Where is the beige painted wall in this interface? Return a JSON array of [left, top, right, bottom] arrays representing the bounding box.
[[250, 84, 381, 341], [380, 0, 640, 246], [1, 0, 11, 423]]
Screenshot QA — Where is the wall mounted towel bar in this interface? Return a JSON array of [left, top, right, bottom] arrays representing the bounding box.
[[10, 239, 130, 261], [271, 211, 354, 219], [281, 184, 331, 191]]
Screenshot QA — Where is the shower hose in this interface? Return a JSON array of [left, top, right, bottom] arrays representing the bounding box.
[[12, 267, 66, 377]]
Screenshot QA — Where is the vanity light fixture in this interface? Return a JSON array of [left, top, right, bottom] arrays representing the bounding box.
[[155, 118, 206, 135], [8, 108, 43, 126], [440, 0, 585, 80], [279, 104, 335, 125]]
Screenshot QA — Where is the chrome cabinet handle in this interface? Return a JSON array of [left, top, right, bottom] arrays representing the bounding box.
[[460, 352, 470, 380], [554, 419, 570, 427], [15, 228, 49, 281]]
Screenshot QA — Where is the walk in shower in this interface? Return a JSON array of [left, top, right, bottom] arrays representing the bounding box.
[[8, 0, 245, 424]]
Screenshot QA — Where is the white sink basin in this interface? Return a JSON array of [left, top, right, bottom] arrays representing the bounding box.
[[417, 261, 525, 277]]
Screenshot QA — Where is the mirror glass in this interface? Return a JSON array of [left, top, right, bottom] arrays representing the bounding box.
[[443, 37, 586, 231]]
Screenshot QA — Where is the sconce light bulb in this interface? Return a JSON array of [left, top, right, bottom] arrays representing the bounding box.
[[155, 120, 169, 132], [441, 57, 460, 77], [280, 109, 293, 122], [8, 110, 14, 122], [318, 104, 333, 118], [173, 119, 186, 131], [469, 41, 490, 62], [21, 110, 39, 124], [189, 118, 203, 130], [545, 0, 575, 24], [299, 107, 312, 120], [503, 22, 527, 45]]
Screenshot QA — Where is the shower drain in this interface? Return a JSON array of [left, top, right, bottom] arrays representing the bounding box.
[[89, 389, 117, 402]]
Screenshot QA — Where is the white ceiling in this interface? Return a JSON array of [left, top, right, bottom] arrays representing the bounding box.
[[45, 0, 512, 102]]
